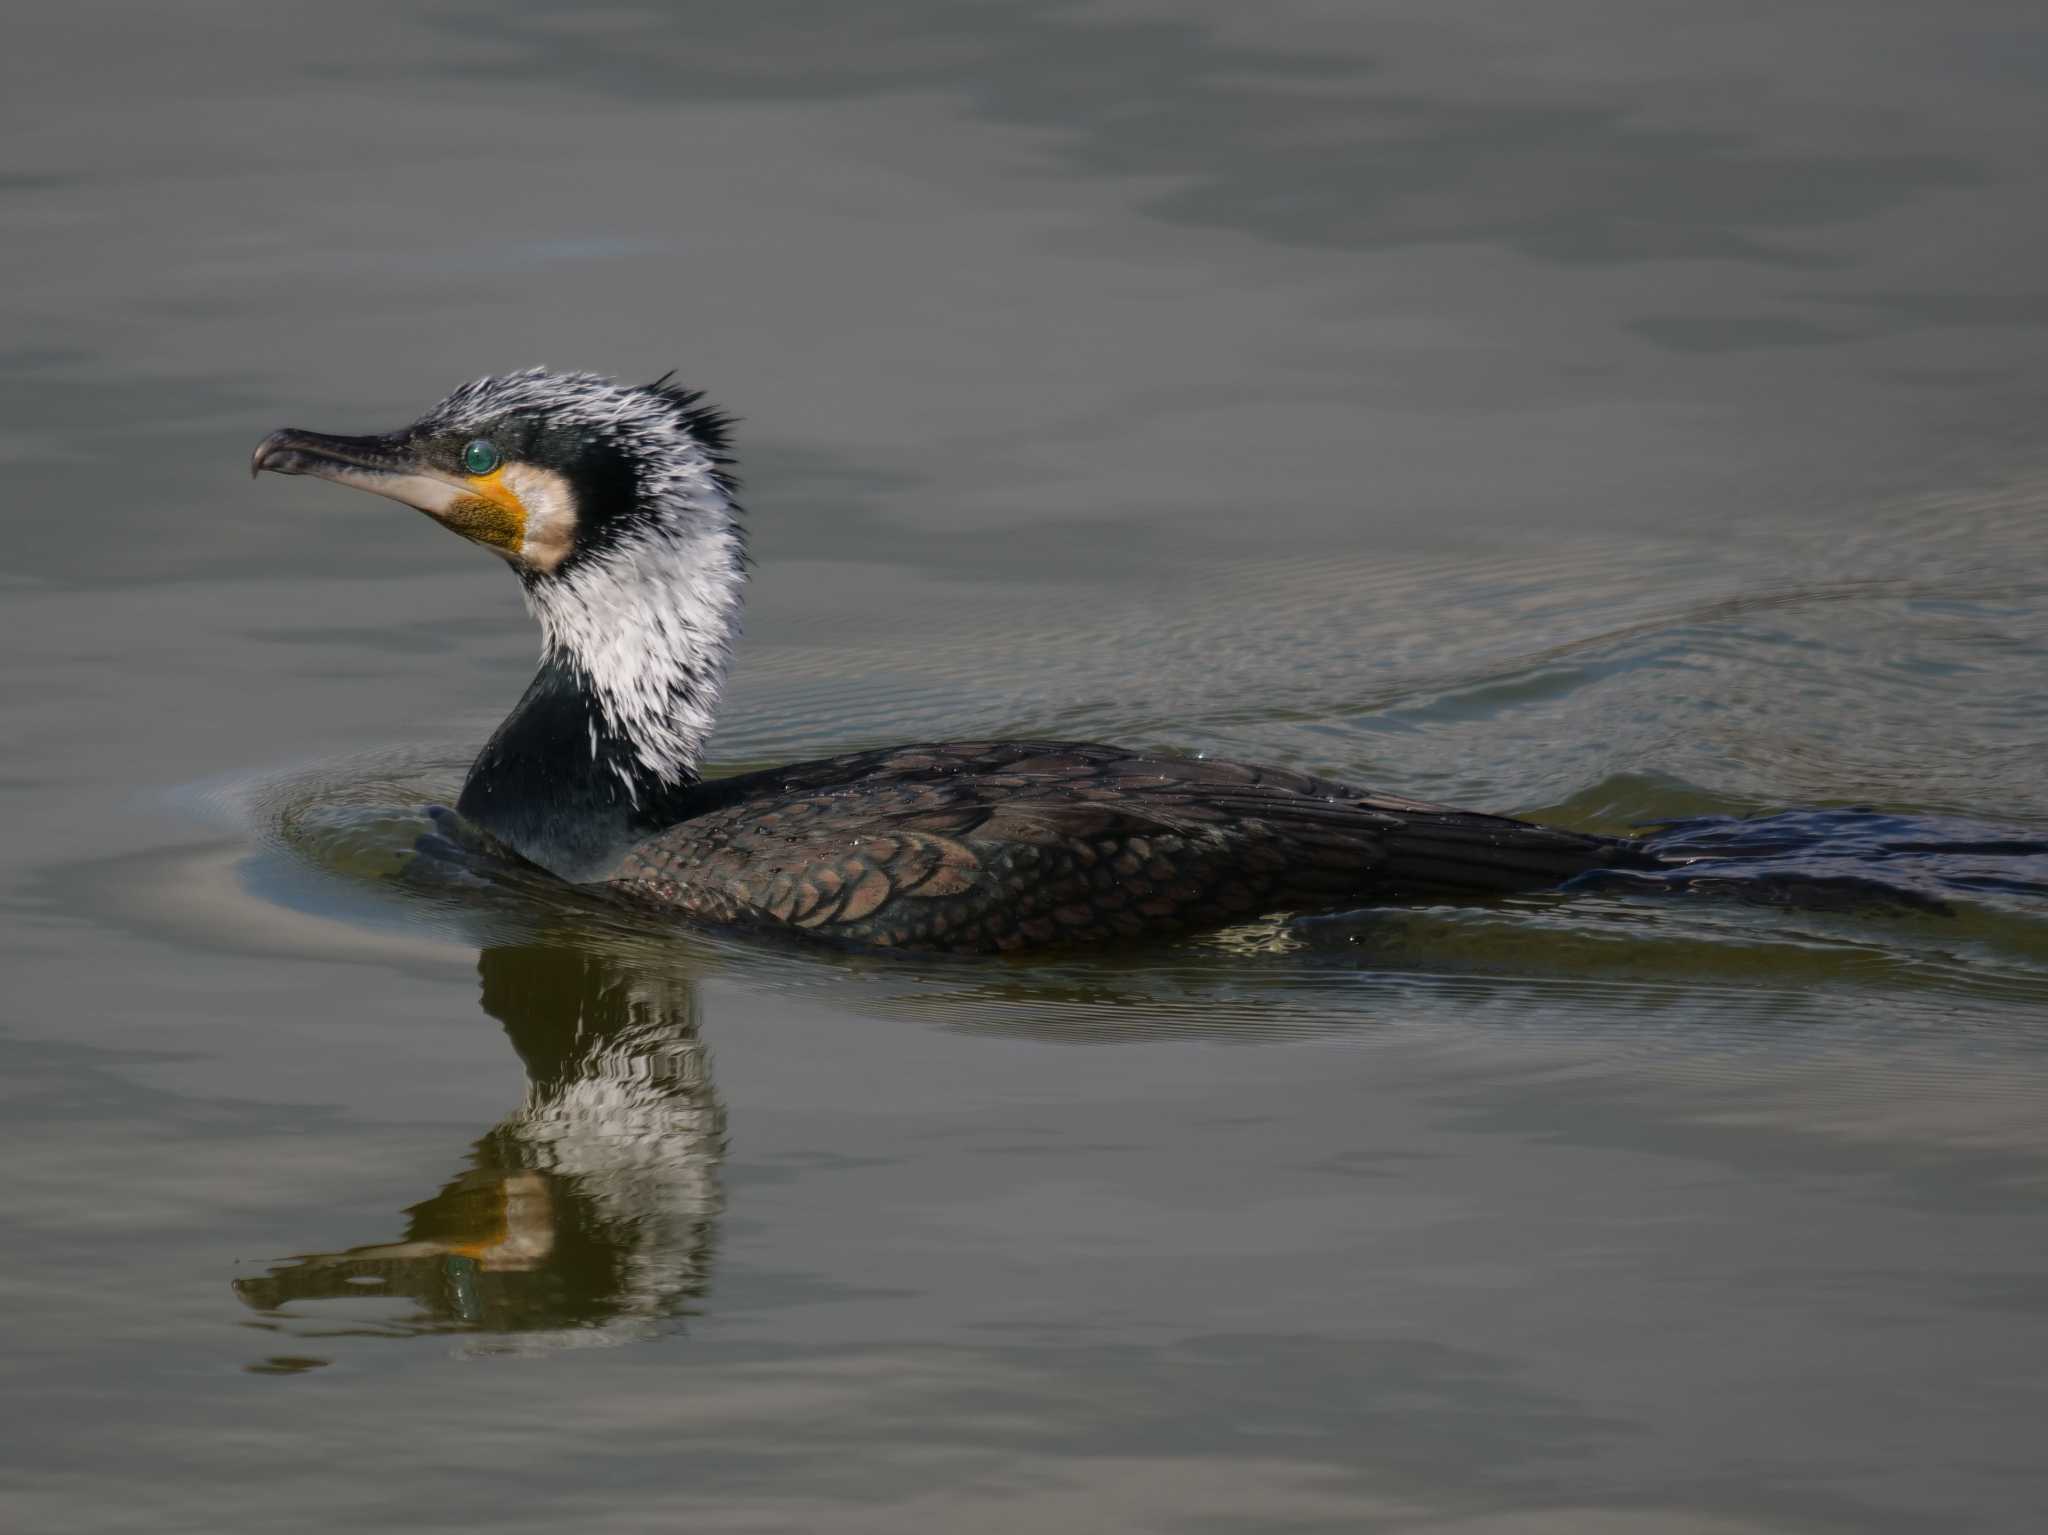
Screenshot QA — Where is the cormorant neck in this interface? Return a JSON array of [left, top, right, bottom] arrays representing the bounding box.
[[455, 655, 697, 880], [457, 509, 747, 880]]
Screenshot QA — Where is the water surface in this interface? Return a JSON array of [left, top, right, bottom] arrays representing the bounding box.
[[4, 3, 2048, 1530]]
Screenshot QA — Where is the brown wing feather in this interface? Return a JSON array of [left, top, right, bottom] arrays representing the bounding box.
[[606, 741, 1643, 953]]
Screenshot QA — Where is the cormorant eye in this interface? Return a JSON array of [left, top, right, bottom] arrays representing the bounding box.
[[463, 438, 501, 475]]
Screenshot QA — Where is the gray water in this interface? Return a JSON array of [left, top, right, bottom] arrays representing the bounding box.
[[6, 3, 2048, 1530]]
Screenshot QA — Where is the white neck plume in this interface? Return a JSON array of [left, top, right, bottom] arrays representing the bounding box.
[[526, 508, 747, 793]]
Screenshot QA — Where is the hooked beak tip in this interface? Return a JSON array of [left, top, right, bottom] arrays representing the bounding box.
[[250, 426, 398, 484], [250, 430, 296, 480]]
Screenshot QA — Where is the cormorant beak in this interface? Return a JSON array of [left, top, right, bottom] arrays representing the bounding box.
[[251, 428, 467, 514], [251, 427, 535, 561]]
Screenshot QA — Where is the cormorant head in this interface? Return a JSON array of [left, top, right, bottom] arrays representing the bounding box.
[[251, 368, 739, 583], [254, 370, 747, 789]]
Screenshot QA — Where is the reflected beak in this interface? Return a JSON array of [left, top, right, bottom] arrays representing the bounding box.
[[250, 428, 472, 518]]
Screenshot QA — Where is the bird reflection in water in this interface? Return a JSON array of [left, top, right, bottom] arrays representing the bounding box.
[[234, 941, 724, 1348]]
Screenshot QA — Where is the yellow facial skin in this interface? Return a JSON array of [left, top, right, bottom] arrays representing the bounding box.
[[251, 430, 577, 573], [434, 468, 529, 556], [337, 458, 574, 570]]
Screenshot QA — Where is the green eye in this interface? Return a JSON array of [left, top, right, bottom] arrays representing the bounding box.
[[463, 438, 501, 475]]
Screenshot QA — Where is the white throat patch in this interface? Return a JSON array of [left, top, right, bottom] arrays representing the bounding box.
[[504, 462, 578, 574]]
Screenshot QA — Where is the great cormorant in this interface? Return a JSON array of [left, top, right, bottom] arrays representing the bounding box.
[[252, 369, 1650, 952]]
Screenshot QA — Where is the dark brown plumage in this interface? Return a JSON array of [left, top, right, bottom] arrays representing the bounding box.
[[608, 741, 1650, 953]]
